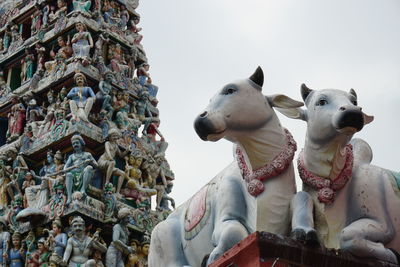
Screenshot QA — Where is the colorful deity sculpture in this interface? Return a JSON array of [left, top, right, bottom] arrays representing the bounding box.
[[45, 36, 72, 75], [51, 0, 68, 33], [0, 155, 10, 208], [137, 236, 150, 267], [71, 23, 93, 65], [105, 208, 133, 267], [64, 135, 98, 204], [123, 150, 156, 202], [98, 129, 128, 193], [7, 94, 26, 142], [62, 216, 107, 266], [49, 219, 68, 261], [8, 232, 24, 267], [20, 49, 36, 82], [97, 71, 115, 117], [108, 44, 129, 76], [0, 220, 10, 267], [2, 24, 12, 54], [67, 72, 96, 123], [0, 71, 10, 98], [30, 10, 42, 36], [72, 0, 92, 15], [103, 183, 117, 223]]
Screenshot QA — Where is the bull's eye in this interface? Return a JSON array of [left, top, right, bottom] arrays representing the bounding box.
[[316, 99, 327, 106], [221, 88, 237, 95], [351, 100, 357, 106]]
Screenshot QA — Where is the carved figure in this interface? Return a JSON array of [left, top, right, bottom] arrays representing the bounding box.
[[98, 129, 127, 193], [2, 25, 12, 53], [0, 71, 10, 98], [97, 71, 115, 117], [0, 155, 10, 208], [137, 236, 149, 267], [105, 208, 133, 267], [50, 219, 68, 259], [0, 220, 10, 267], [67, 73, 96, 123], [31, 10, 42, 36], [71, 23, 93, 65], [136, 63, 149, 86], [103, 183, 117, 222], [149, 67, 303, 266], [102, 0, 119, 25], [72, 0, 92, 14], [64, 135, 98, 204], [8, 24, 23, 54], [48, 182, 67, 219], [45, 36, 72, 75], [8, 232, 24, 267], [28, 238, 50, 267], [278, 85, 400, 264], [7, 95, 26, 142], [52, 0, 68, 33], [108, 44, 129, 77], [126, 18, 142, 45], [113, 90, 133, 131], [125, 240, 139, 267], [62, 216, 107, 266], [119, 5, 129, 29]]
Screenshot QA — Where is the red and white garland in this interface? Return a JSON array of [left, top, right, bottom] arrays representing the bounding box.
[[297, 144, 354, 204], [236, 128, 297, 197]]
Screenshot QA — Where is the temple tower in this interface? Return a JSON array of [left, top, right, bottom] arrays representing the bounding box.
[[0, 0, 174, 265]]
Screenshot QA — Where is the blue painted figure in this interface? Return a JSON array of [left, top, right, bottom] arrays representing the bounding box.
[[67, 72, 96, 122], [0, 220, 10, 267], [52, 219, 68, 258], [8, 232, 24, 267]]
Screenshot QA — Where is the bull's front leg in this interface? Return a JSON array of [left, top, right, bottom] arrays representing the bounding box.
[[340, 218, 399, 264], [207, 219, 248, 265], [290, 191, 319, 245]]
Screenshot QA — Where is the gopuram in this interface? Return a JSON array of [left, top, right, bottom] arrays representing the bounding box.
[[0, 0, 175, 266]]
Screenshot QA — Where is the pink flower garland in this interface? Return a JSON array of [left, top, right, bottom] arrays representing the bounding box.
[[236, 128, 297, 197], [297, 144, 354, 204]]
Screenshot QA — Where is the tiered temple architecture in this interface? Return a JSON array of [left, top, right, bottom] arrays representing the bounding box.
[[0, 0, 174, 266]]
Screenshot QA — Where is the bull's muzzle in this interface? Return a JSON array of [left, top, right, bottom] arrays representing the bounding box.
[[194, 111, 214, 141], [335, 105, 364, 131]]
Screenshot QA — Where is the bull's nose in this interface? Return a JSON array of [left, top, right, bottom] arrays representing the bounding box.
[[194, 114, 212, 141], [199, 111, 208, 118], [336, 106, 364, 131], [339, 105, 362, 112]]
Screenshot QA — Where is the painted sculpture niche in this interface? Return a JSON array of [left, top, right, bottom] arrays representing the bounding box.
[[277, 85, 400, 264], [67, 72, 96, 123], [149, 67, 303, 266]]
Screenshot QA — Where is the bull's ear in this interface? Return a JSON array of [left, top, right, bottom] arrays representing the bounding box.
[[267, 94, 303, 109], [276, 107, 307, 121], [349, 88, 357, 99], [267, 94, 306, 121], [301, 83, 313, 102], [249, 66, 264, 88], [363, 113, 374, 125]]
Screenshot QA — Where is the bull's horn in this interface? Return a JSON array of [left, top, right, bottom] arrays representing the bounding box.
[[349, 88, 357, 99], [301, 84, 313, 102], [249, 66, 264, 88]]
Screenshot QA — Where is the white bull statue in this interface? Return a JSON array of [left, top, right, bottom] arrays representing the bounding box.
[[148, 67, 303, 267], [278, 84, 400, 264]]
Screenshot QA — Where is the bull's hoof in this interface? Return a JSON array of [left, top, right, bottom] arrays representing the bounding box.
[[291, 228, 319, 246], [291, 228, 306, 241], [305, 229, 319, 246]]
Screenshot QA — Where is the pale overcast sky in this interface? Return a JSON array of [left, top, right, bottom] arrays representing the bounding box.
[[138, 0, 400, 206]]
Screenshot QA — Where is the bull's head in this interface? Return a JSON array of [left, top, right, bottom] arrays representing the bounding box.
[[194, 67, 303, 142], [277, 84, 374, 144]]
